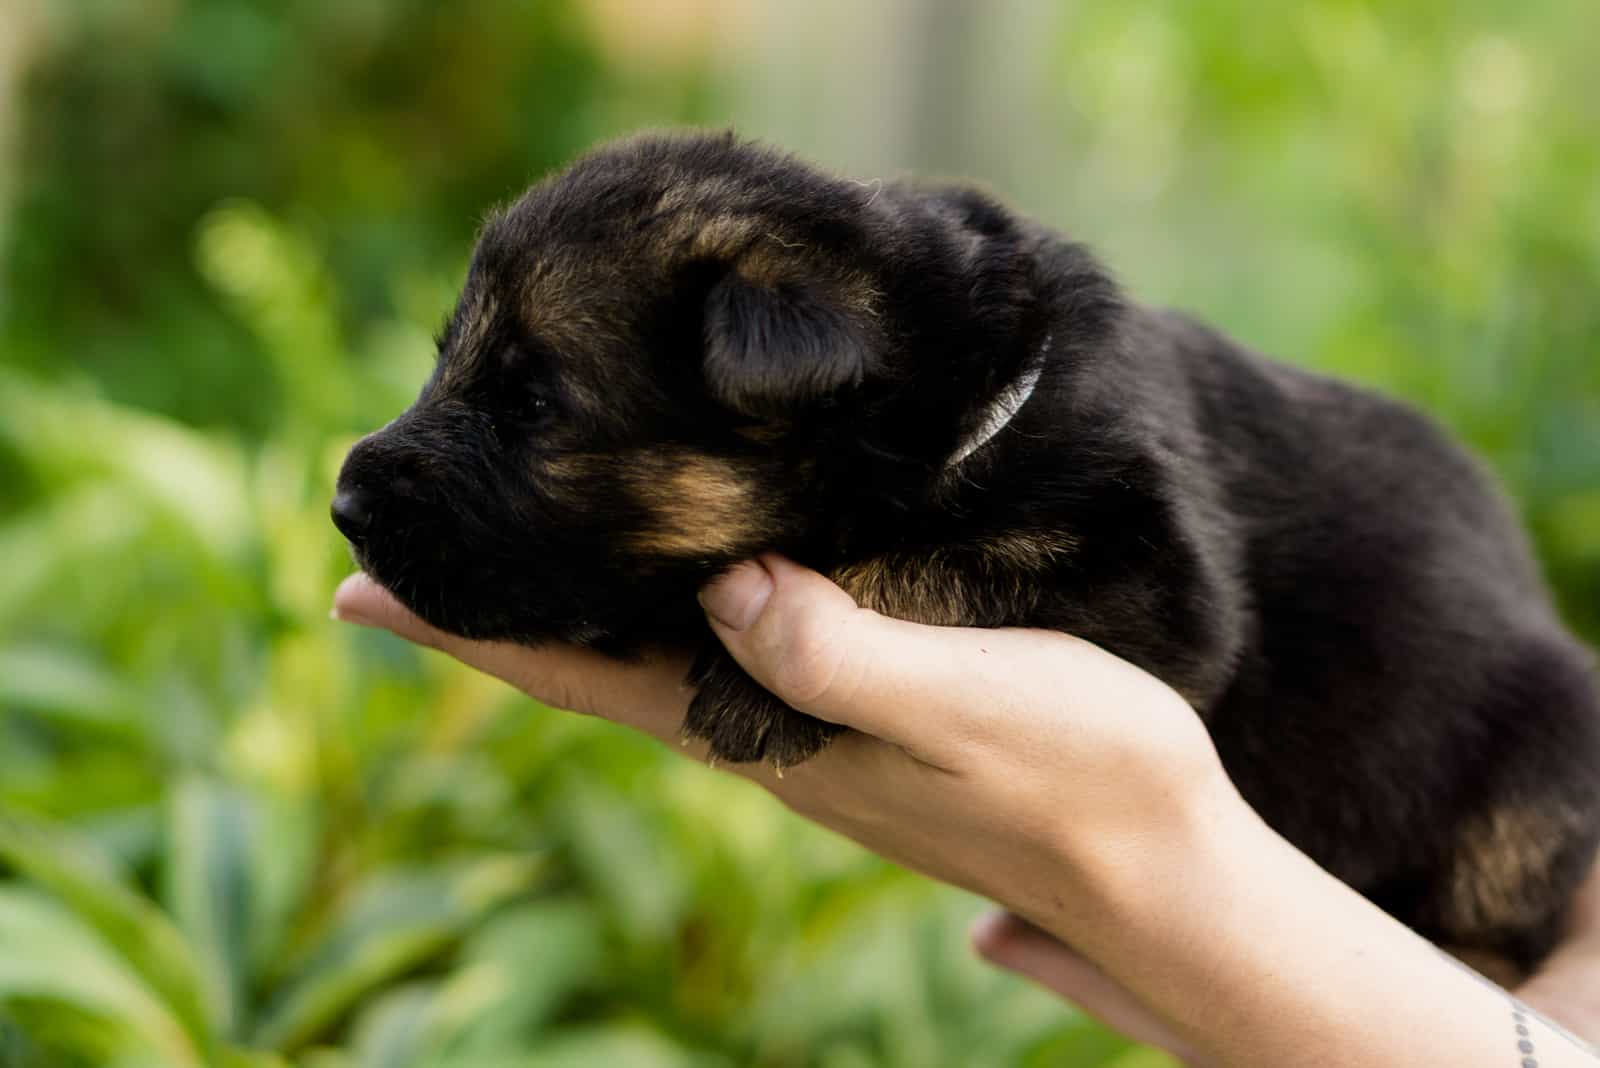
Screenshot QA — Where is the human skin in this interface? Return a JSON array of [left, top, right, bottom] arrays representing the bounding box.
[[332, 556, 1600, 1066]]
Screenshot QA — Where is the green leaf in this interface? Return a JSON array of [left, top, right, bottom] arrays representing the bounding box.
[[216, 1049, 298, 1068], [513, 1025, 729, 1068], [165, 777, 254, 1039], [343, 899, 602, 1067], [0, 644, 134, 727], [559, 783, 690, 945], [425, 1024, 728, 1068], [0, 887, 202, 1065], [1103, 1048, 1184, 1068], [348, 983, 438, 1068], [0, 807, 215, 1057], [240, 793, 321, 1001], [444, 897, 605, 1054], [251, 855, 545, 1052], [0, 370, 251, 554]]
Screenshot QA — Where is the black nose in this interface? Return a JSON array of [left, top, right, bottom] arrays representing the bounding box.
[[331, 487, 373, 544]]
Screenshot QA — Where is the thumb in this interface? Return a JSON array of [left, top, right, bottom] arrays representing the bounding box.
[[698, 555, 870, 715], [698, 555, 971, 751]]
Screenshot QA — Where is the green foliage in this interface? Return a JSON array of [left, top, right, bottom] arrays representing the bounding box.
[[1, 1, 1595, 1065], [1038, 0, 1600, 638]]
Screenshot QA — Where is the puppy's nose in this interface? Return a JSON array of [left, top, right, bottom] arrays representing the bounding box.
[[331, 487, 374, 544]]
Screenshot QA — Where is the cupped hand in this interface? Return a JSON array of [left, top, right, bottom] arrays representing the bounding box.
[[333, 554, 1238, 931]]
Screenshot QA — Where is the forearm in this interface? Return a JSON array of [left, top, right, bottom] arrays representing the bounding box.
[[1042, 790, 1600, 1067]]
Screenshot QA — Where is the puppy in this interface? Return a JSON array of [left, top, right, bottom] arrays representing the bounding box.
[[333, 131, 1600, 970]]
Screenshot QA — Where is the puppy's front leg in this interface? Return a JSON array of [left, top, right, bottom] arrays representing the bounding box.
[[683, 554, 992, 767], [684, 644, 842, 767]]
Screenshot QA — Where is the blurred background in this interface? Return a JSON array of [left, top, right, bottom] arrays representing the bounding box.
[[1, 1, 1597, 1065]]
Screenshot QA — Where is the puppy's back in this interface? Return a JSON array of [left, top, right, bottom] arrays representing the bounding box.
[[1124, 306, 1600, 967]]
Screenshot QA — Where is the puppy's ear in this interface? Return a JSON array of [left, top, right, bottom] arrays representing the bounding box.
[[703, 272, 877, 419]]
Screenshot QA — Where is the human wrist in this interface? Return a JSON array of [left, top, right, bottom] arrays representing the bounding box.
[[1041, 789, 1593, 1067], [1025, 758, 1260, 950]]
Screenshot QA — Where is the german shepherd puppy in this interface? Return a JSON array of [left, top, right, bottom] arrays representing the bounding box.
[[333, 131, 1600, 969]]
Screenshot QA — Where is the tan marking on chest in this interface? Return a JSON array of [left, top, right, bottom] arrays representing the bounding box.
[[832, 530, 1077, 627], [833, 555, 974, 626]]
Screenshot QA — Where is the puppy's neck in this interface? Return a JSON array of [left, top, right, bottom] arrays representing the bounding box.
[[946, 333, 1051, 470]]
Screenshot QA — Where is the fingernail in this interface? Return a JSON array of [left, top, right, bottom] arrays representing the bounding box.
[[331, 574, 377, 627], [330, 603, 374, 627], [970, 910, 1012, 956], [699, 560, 774, 631]]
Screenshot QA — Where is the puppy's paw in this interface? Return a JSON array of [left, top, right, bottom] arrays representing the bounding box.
[[685, 648, 842, 767]]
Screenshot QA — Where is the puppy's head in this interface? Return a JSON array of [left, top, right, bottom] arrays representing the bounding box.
[[332, 131, 1112, 644]]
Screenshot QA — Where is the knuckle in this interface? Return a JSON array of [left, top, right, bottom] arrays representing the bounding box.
[[770, 606, 858, 707]]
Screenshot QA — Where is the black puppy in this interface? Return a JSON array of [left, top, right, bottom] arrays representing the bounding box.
[[333, 131, 1600, 969]]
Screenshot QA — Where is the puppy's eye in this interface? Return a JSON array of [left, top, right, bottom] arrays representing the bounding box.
[[523, 386, 556, 425]]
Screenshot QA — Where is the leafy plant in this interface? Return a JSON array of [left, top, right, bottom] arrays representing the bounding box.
[[1, 1, 1594, 1065]]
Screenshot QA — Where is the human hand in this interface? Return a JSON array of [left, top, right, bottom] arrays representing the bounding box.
[[332, 554, 1242, 937]]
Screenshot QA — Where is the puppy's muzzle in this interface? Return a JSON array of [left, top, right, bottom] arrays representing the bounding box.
[[330, 487, 374, 546], [331, 402, 497, 556]]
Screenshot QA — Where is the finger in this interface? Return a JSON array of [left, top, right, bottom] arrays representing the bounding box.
[[699, 556, 953, 754], [332, 572, 694, 745], [971, 911, 1200, 1063], [330, 574, 890, 789], [699, 555, 1141, 760]]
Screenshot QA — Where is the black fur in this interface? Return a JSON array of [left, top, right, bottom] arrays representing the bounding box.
[[335, 131, 1600, 969], [703, 273, 879, 417]]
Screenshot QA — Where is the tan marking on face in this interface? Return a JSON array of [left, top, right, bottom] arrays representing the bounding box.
[[689, 212, 759, 260], [1446, 801, 1587, 939], [654, 174, 740, 217], [834, 269, 884, 322], [522, 254, 614, 355], [733, 422, 787, 445], [513, 254, 639, 420], [623, 450, 768, 557], [534, 452, 608, 506], [436, 290, 499, 390], [648, 175, 766, 261], [498, 171, 884, 398]]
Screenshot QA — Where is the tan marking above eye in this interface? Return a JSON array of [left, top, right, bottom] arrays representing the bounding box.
[[434, 290, 500, 390]]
